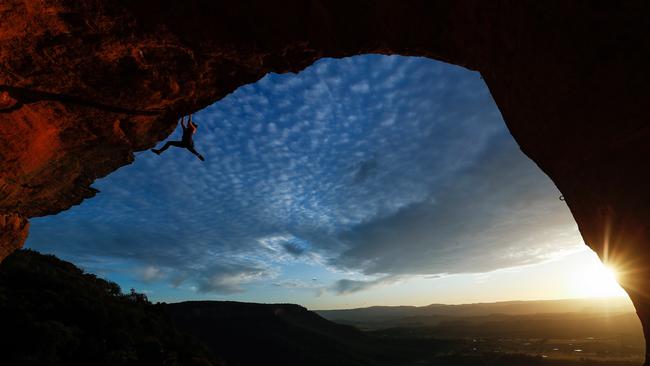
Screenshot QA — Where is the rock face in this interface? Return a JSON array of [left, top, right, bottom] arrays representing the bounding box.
[[0, 214, 28, 261], [1, 0, 650, 362]]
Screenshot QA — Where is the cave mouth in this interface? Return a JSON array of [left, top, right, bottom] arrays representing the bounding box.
[[2, 2, 649, 363], [25, 55, 634, 321]]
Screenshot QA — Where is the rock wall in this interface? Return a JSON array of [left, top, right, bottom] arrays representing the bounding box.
[[1, 0, 650, 362], [0, 213, 29, 261]]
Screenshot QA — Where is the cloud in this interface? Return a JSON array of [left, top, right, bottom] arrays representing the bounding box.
[[330, 275, 401, 295], [273, 278, 320, 289], [196, 263, 271, 294], [259, 234, 303, 258], [352, 156, 379, 184], [282, 241, 307, 257], [350, 80, 370, 93], [25, 55, 583, 300], [138, 266, 165, 283], [330, 139, 580, 276]]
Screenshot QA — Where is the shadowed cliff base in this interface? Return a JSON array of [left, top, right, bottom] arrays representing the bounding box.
[[1, 1, 650, 362], [0, 250, 219, 366]]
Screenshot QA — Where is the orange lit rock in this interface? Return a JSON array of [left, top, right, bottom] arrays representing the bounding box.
[[0, 91, 17, 110], [0, 214, 29, 261]]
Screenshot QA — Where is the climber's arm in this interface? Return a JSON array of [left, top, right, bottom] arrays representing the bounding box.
[[188, 114, 198, 132]]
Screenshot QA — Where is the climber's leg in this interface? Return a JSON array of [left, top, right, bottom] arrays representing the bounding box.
[[186, 145, 205, 161], [152, 141, 184, 155]]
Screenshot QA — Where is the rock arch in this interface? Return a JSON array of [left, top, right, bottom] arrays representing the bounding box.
[[1, 1, 650, 362]]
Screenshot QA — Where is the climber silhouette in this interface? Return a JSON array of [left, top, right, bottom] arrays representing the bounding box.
[[151, 114, 205, 161]]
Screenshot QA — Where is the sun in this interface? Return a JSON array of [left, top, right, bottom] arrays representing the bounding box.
[[570, 260, 627, 298]]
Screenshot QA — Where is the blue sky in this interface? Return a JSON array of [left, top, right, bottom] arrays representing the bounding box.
[[26, 55, 623, 309]]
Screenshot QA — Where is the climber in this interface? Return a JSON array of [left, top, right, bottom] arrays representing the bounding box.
[[151, 114, 205, 161]]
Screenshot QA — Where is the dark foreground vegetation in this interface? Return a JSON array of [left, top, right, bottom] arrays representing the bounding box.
[[0, 250, 217, 366], [0, 250, 644, 366]]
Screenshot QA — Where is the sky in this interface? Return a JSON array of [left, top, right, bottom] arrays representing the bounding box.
[[26, 55, 627, 309]]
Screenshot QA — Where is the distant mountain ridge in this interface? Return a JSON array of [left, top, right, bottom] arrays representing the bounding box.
[[164, 301, 380, 366], [317, 297, 635, 329]]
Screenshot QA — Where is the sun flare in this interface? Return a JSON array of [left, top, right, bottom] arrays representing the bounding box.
[[570, 260, 626, 298]]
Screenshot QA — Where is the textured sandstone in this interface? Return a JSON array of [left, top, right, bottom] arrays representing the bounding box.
[[1, 0, 650, 361], [0, 214, 29, 261]]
